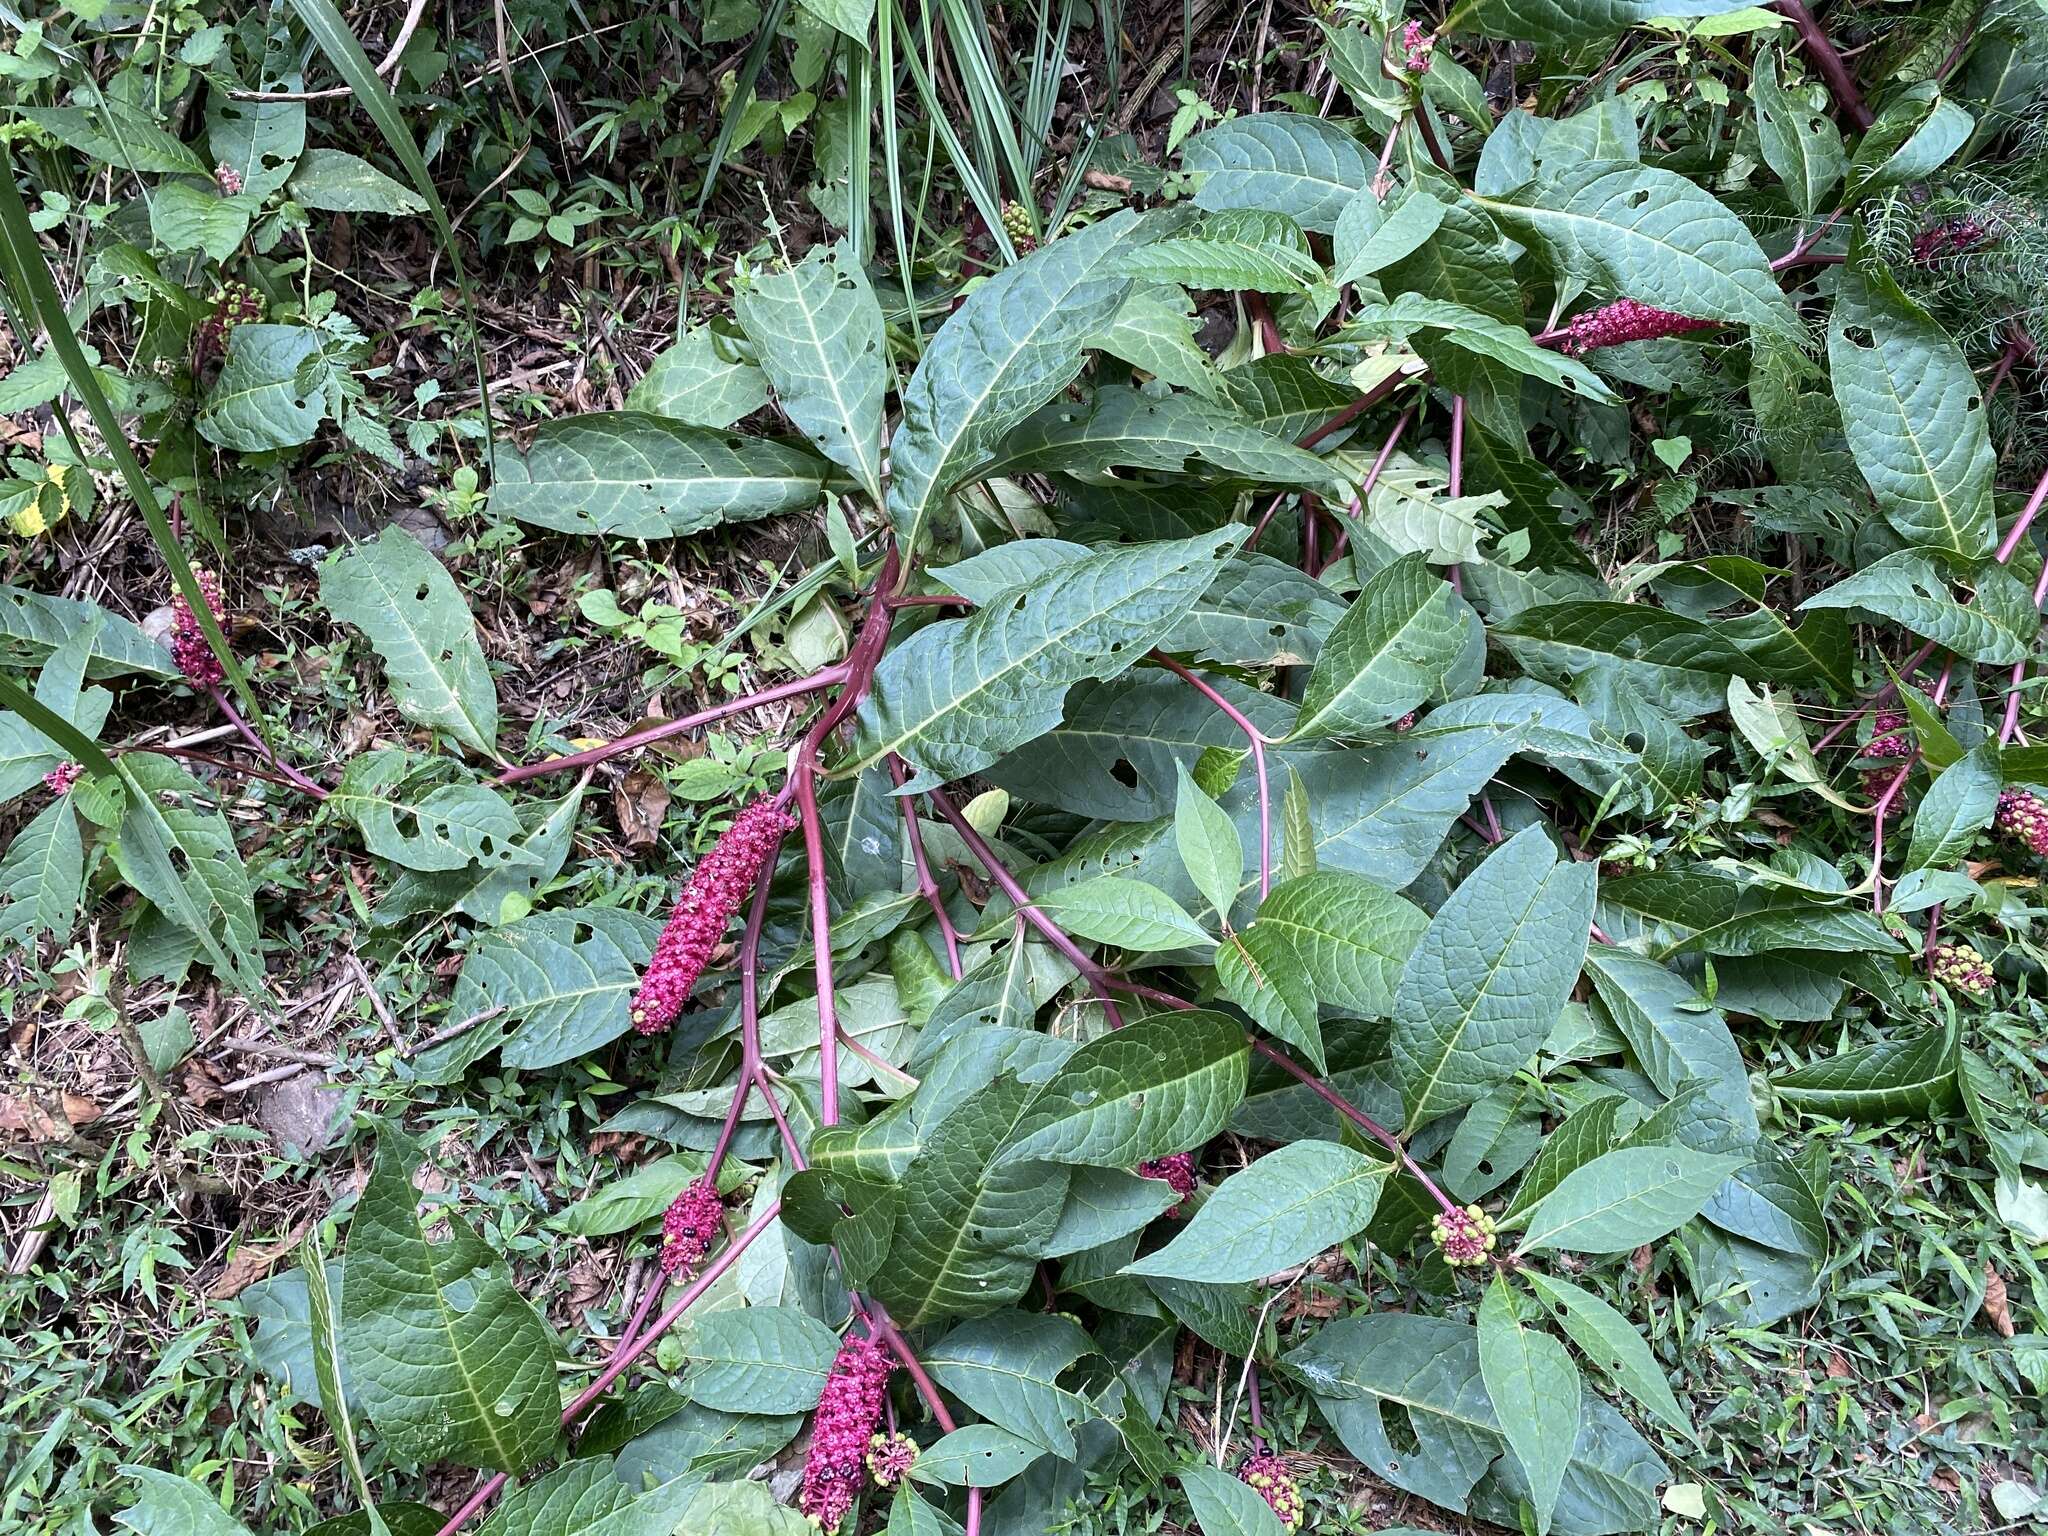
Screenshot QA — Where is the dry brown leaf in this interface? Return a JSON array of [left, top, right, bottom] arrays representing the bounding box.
[[1825, 1350, 1853, 1380], [613, 767, 670, 854], [182, 1059, 224, 1108], [1983, 1263, 2015, 1338], [0, 1091, 99, 1142]]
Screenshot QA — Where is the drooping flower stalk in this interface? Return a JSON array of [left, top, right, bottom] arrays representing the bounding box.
[[1928, 941, 1993, 998], [799, 1333, 897, 1531], [890, 756, 963, 980], [1548, 299, 1721, 355], [169, 568, 228, 688]]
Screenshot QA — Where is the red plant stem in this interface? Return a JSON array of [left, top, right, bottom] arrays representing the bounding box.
[[706, 830, 787, 1180], [1250, 1039, 1459, 1216], [1448, 397, 1465, 498], [1303, 495, 1321, 574], [892, 757, 964, 979], [1248, 294, 1286, 357], [1246, 1364, 1265, 1430], [1770, 209, 1845, 272], [1870, 760, 1914, 914], [1247, 491, 1290, 546], [1813, 639, 1938, 751], [431, 1201, 783, 1536], [923, 784, 1126, 1027], [1999, 551, 2048, 744], [1151, 652, 1273, 900], [1296, 368, 1408, 452], [1994, 464, 2048, 564], [1775, 1, 1874, 130], [207, 685, 327, 799], [868, 1310, 982, 1536], [609, 1274, 664, 1368], [495, 667, 848, 785]]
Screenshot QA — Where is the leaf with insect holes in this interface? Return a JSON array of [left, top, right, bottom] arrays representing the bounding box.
[[1123, 1141, 1388, 1282], [1751, 49, 1843, 216], [852, 529, 1247, 789], [339, 1131, 561, 1471], [198, 325, 333, 452], [735, 240, 889, 498], [1523, 1269, 1699, 1444], [319, 527, 499, 756], [1001, 1011, 1248, 1169], [330, 753, 535, 873], [1182, 114, 1375, 232], [1828, 255, 1995, 560], [490, 414, 825, 538], [1391, 826, 1595, 1131]]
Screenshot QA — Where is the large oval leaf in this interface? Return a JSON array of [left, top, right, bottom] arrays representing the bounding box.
[[1122, 1141, 1389, 1282]]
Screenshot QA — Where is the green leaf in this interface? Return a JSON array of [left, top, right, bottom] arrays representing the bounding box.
[[1477, 1276, 1581, 1535], [868, 1077, 1073, 1325], [1772, 1028, 1959, 1118], [1522, 1270, 1698, 1445], [1845, 86, 1973, 203], [1392, 827, 1595, 1130], [475, 1459, 695, 1536], [1182, 114, 1374, 232], [1751, 49, 1843, 216], [853, 529, 1246, 788], [925, 1312, 1095, 1458], [111, 755, 262, 994], [1123, 1141, 1388, 1282], [149, 181, 251, 263], [1162, 554, 1347, 669], [1174, 760, 1245, 924], [735, 239, 888, 499], [1341, 296, 1618, 401], [1244, 872, 1427, 1020], [909, 1424, 1045, 1486], [490, 413, 824, 537], [1796, 553, 2026, 663], [0, 798, 83, 948], [197, 325, 331, 451], [1516, 1146, 1746, 1256], [0, 585, 175, 679], [21, 104, 211, 174], [1179, 1463, 1288, 1536], [331, 754, 533, 872], [1002, 1011, 1249, 1167], [624, 328, 770, 427], [682, 1307, 841, 1413], [1471, 163, 1798, 340], [302, 1234, 387, 1536], [548, 1151, 723, 1238], [340, 1131, 561, 1471], [1701, 1140, 1828, 1260], [1334, 185, 1452, 282], [1584, 950, 1759, 1152], [888, 209, 1143, 552], [1038, 1168, 1178, 1257], [1905, 743, 2000, 874], [1094, 285, 1221, 399], [289, 148, 427, 213], [1037, 875, 1213, 951], [1597, 867, 1901, 958], [114, 1469, 255, 1536], [1123, 209, 1323, 294], [319, 528, 500, 756], [445, 907, 653, 1072], [1448, 0, 1763, 44], [1291, 553, 1482, 741], [1216, 925, 1325, 1069], [1828, 256, 1995, 559]]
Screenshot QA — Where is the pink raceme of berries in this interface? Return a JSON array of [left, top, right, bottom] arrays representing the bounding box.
[[798, 1333, 895, 1531], [1432, 1203, 1497, 1267], [632, 797, 795, 1034], [1139, 1151, 1197, 1214], [169, 569, 228, 687], [866, 1431, 917, 1489], [1561, 299, 1720, 356], [658, 1177, 724, 1277], [1912, 216, 1991, 264], [215, 161, 244, 196], [43, 761, 83, 795], [1860, 709, 1911, 759], [1996, 787, 2048, 858], [1237, 1447, 1305, 1531], [1928, 941, 1993, 999]]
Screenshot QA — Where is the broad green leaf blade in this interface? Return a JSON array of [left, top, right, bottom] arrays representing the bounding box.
[[0, 585, 176, 679], [330, 753, 534, 873], [1123, 1141, 1388, 1282], [491, 414, 824, 537], [1796, 553, 2027, 663], [851, 528, 1247, 788], [868, 1077, 1073, 1326], [734, 240, 888, 498], [1584, 950, 1759, 1152], [1391, 827, 1595, 1130], [1904, 743, 1999, 875], [888, 209, 1143, 552], [319, 528, 499, 756], [289, 148, 426, 213], [1522, 1271, 1698, 1444], [1178, 1463, 1289, 1536], [475, 1460, 694, 1536], [1122, 209, 1322, 294], [1037, 875, 1214, 952], [908, 1425, 1044, 1486], [197, 325, 332, 451], [1341, 296, 1617, 401], [1448, 0, 1761, 43], [1471, 163, 1798, 340], [1701, 1140, 1828, 1260], [1516, 1146, 1746, 1256], [452, 909, 657, 1072], [1217, 925, 1325, 1069], [682, 1307, 841, 1413], [1292, 553, 1481, 741], [1477, 1276, 1581, 1535], [1002, 1011, 1249, 1167], [1174, 760, 1244, 923], [111, 755, 263, 994], [1161, 553, 1346, 669], [1772, 1028, 1959, 1118], [114, 1469, 257, 1536], [1182, 114, 1374, 232], [924, 1312, 1095, 1459], [625, 329, 770, 427], [0, 797, 84, 947], [1828, 256, 1995, 559], [339, 1131, 561, 1471], [1752, 48, 1843, 216], [1501, 1097, 1626, 1225], [1245, 871, 1427, 1019]]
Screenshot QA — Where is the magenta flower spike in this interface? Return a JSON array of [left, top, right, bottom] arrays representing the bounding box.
[[1860, 709, 1912, 759], [1237, 1447, 1306, 1530], [169, 569, 228, 688], [43, 761, 83, 795], [631, 797, 794, 1035], [1996, 787, 2048, 858], [1139, 1152, 1197, 1213], [798, 1332, 895, 1530], [1562, 299, 1719, 356], [658, 1177, 725, 1278]]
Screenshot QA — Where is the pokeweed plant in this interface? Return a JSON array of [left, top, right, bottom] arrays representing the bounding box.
[[17, 2, 2039, 1535]]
